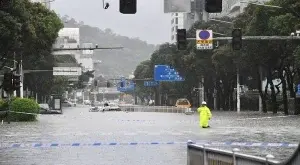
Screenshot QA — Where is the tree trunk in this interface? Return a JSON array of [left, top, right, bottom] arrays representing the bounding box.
[[280, 70, 289, 115], [285, 68, 295, 98], [268, 69, 278, 114], [257, 67, 267, 113]]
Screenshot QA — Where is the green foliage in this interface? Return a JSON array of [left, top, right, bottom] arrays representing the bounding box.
[[0, 0, 65, 102], [134, 0, 300, 114], [75, 70, 95, 89], [10, 98, 39, 121]]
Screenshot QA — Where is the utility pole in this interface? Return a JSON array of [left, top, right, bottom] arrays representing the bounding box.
[[20, 54, 23, 98], [13, 52, 16, 97], [201, 76, 205, 102], [213, 86, 217, 110], [237, 67, 240, 113], [259, 66, 263, 112]]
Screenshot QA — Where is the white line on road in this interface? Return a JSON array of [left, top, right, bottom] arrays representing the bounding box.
[[237, 115, 296, 121]]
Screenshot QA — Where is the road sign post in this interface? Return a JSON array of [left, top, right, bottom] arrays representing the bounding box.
[[196, 30, 213, 50]]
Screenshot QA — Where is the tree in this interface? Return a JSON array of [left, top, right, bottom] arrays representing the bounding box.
[[134, 0, 300, 115], [0, 0, 64, 102]]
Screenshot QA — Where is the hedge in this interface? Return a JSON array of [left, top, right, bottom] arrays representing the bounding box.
[[0, 98, 40, 122]]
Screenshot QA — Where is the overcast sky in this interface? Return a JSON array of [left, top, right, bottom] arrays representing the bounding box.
[[51, 0, 172, 45]]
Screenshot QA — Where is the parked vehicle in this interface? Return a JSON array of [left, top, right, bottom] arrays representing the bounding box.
[[89, 102, 121, 112], [62, 101, 76, 107]]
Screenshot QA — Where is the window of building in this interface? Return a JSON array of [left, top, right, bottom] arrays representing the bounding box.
[[175, 18, 178, 24], [175, 26, 178, 31], [171, 35, 174, 41], [172, 27, 174, 32], [175, 13, 178, 16], [171, 19, 174, 24]]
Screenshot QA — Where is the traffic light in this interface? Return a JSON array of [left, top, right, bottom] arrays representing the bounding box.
[[107, 81, 111, 88], [120, 81, 124, 88], [94, 80, 98, 87], [12, 74, 21, 90], [232, 28, 242, 50], [177, 29, 187, 50], [120, 0, 136, 14], [3, 73, 13, 92], [205, 0, 222, 13]]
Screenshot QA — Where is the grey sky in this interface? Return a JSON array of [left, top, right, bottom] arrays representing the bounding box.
[[51, 0, 172, 45]]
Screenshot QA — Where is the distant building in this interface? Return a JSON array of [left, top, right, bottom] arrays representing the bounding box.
[[170, 0, 269, 43], [53, 28, 81, 62], [30, 0, 51, 9], [209, 0, 269, 18], [170, 0, 207, 43]]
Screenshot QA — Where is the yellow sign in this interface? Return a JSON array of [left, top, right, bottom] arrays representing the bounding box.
[[197, 40, 213, 44]]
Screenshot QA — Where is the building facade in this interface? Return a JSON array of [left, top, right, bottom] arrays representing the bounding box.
[[170, 0, 269, 43]]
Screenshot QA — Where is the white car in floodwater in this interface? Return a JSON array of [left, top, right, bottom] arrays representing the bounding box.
[[89, 103, 121, 112]]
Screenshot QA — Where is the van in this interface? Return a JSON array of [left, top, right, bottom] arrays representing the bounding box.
[[175, 98, 191, 108]]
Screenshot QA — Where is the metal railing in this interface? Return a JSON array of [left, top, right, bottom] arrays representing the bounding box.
[[187, 141, 300, 165], [118, 105, 190, 113]]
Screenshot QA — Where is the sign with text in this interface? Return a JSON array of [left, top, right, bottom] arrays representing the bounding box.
[[154, 65, 184, 81], [53, 67, 82, 76], [196, 30, 213, 50], [144, 81, 159, 87]]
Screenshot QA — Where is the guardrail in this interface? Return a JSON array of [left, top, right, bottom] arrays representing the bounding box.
[[187, 141, 300, 165], [118, 105, 190, 113]]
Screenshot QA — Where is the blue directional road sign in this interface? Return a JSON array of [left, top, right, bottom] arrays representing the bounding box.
[[117, 80, 135, 92], [154, 65, 184, 81], [144, 81, 159, 87], [297, 84, 300, 94]]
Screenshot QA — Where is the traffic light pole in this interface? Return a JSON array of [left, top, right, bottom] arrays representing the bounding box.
[[187, 36, 300, 41], [52, 47, 123, 51], [7, 92, 11, 124]]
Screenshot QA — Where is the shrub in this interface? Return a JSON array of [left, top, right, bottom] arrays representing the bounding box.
[[0, 99, 9, 120], [10, 98, 40, 121]]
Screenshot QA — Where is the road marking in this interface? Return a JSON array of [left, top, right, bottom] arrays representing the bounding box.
[[0, 141, 297, 149], [237, 115, 296, 121]]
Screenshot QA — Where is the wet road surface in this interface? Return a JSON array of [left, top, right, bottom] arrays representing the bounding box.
[[0, 106, 299, 165]]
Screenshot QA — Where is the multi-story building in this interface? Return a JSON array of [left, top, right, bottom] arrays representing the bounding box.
[[170, 0, 269, 43], [170, 0, 206, 43], [30, 0, 51, 9]]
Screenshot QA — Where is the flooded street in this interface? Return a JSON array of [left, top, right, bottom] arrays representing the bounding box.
[[0, 107, 299, 165]]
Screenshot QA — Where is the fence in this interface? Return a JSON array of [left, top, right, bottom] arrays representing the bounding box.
[[118, 105, 190, 113], [187, 141, 300, 165]]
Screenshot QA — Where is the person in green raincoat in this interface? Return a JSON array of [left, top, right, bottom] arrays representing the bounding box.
[[197, 101, 212, 128]]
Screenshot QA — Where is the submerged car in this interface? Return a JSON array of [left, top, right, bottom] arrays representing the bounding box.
[[89, 103, 121, 112]]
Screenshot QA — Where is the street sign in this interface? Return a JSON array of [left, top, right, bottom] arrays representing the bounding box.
[[117, 80, 135, 92], [164, 0, 191, 13], [144, 81, 159, 87], [154, 65, 184, 81], [53, 67, 82, 76], [196, 30, 213, 50], [297, 84, 300, 94], [82, 43, 93, 56]]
